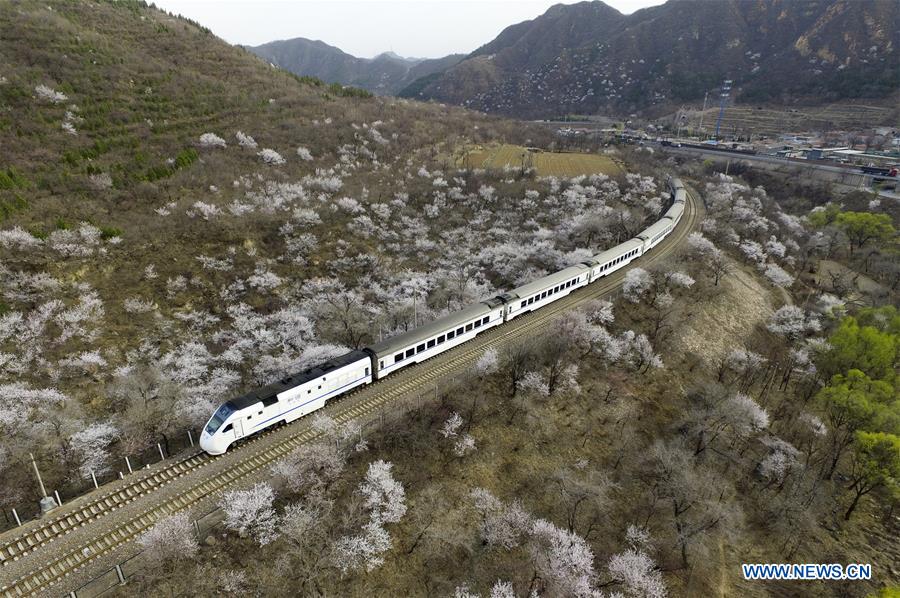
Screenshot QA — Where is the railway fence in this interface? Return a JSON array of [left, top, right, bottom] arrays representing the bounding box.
[[1, 427, 203, 535]]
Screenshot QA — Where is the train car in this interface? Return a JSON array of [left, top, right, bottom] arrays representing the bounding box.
[[200, 350, 372, 454], [199, 176, 691, 455], [636, 217, 676, 252], [663, 201, 684, 227], [498, 264, 591, 322], [584, 238, 643, 283], [366, 300, 505, 380]]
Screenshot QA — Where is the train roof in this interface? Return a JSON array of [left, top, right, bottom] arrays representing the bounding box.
[[225, 349, 370, 410], [505, 264, 590, 300], [586, 238, 644, 266], [636, 218, 673, 241], [367, 302, 496, 357], [663, 202, 684, 219]]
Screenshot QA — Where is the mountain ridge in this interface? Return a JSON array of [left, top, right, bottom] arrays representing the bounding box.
[[248, 37, 464, 96], [399, 0, 899, 118]]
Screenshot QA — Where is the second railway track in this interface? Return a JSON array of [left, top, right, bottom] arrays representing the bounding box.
[[0, 188, 702, 597]]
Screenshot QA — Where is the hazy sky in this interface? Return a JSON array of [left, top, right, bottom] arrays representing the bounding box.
[[153, 0, 665, 58]]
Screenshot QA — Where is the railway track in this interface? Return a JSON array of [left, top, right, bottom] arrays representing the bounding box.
[[0, 188, 702, 597]]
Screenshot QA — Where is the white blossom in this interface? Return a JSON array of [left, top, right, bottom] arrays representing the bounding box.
[[137, 512, 198, 569], [623, 268, 652, 302], [0, 226, 42, 249], [441, 412, 463, 438], [258, 148, 285, 165], [359, 460, 406, 524], [517, 371, 550, 397], [296, 146, 313, 161], [235, 131, 258, 148], [187, 201, 223, 220], [608, 547, 666, 598], [530, 518, 598, 598], [474, 347, 499, 375], [470, 488, 531, 549], [490, 580, 516, 598], [767, 305, 820, 341], [70, 421, 118, 477], [35, 84, 67, 103], [220, 482, 278, 545], [198, 132, 226, 148], [728, 393, 769, 432], [454, 434, 476, 457], [762, 263, 794, 288]]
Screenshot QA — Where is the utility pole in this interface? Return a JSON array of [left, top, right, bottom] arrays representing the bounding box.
[[30, 453, 57, 514], [714, 79, 732, 142], [698, 91, 709, 137]]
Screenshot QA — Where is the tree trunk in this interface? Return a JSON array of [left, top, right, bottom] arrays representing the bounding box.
[[844, 490, 864, 521]]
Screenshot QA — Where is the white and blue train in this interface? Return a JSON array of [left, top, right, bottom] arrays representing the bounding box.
[[200, 177, 688, 454]]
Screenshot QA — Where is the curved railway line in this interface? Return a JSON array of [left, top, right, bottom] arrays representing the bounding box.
[[0, 186, 703, 597]]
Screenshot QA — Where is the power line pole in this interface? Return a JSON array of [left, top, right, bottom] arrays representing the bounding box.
[[698, 91, 709, 137], [714, 79, 732, 142]]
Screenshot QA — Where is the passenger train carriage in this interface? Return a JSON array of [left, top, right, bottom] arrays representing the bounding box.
[[200, 177, 689, 454], [366, 300, 505, 380]]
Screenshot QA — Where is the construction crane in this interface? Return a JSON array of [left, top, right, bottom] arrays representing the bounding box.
[[714, 79, 732, 141]]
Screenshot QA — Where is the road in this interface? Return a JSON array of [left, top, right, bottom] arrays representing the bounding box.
[[659, 144, 898, 196]]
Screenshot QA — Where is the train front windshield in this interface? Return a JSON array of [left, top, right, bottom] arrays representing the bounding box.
[[206, 404, 234, 434]]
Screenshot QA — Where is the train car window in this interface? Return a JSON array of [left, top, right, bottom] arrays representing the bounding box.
[[438, 334, 445, 343], [261, 394, 278, 408], [465, 323, 473, 332], [222, 424, 233, 434], [456, 327, 464, 335], [428, 339, 436, 348], [473, 320, 481, 328], [520, 301, 525, 308], [258, 411, 263, 416], [317, 385, 322, 390], [448, 330, 455, 339], [395, 353, 403, 362], [406, 348, 414, 358], [482, 317, 489, 325], [366, 367, 370, 376], [416, 343, 426, 353]]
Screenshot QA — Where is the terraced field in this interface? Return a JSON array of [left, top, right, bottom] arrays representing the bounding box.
[[458, 144, 623, 177], [680, 101, 898, 137]]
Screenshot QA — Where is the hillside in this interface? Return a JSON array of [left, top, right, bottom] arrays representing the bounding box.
[[0, 0, 564, 509], [249, 37, 463, 95], [401, 0, 900, 118]]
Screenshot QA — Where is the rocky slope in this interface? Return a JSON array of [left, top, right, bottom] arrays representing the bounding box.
[[400, 0, 899, 118]]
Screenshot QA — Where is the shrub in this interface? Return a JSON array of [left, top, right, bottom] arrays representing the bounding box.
[[99, 226, 122, 240]]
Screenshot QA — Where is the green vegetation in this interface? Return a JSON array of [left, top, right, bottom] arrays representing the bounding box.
[[145, 147, 199, 181], [835, 212, 896, 254], [99, 225, 123, 240], [816, 307, 900, 515], [0, 194, 28, 222], [0, 167, 29, 190], [810, 204, 897, 255]]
